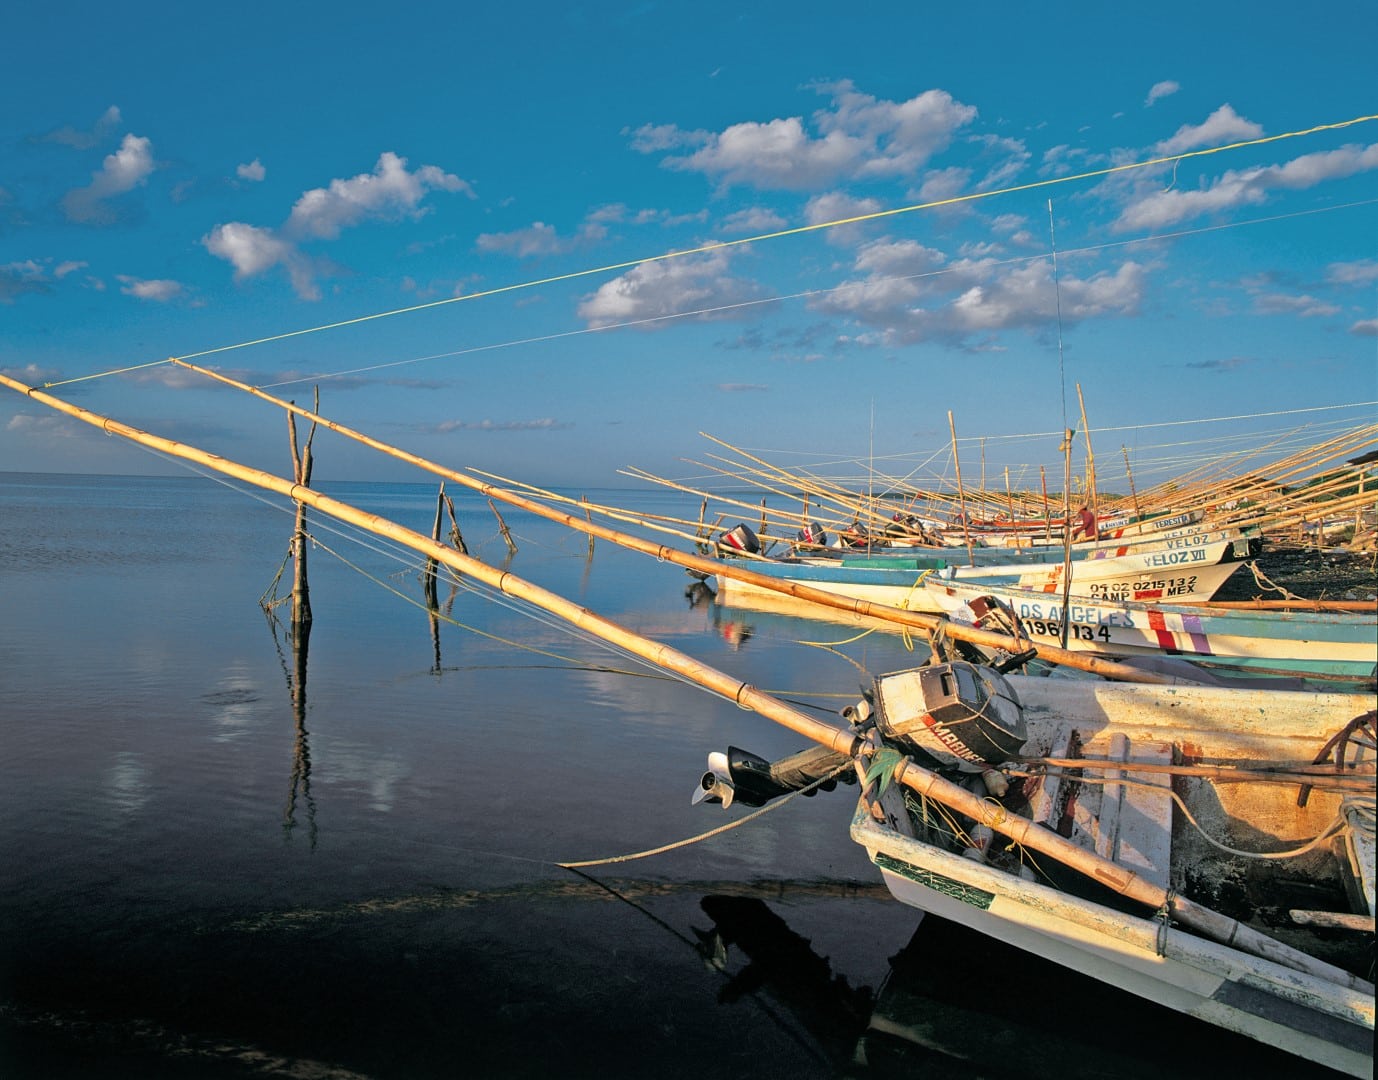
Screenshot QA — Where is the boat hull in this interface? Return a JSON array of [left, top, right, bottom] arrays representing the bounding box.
[[926, 579, 1378, 682], [852, 808, 1374, 1078], [717, 540, 1245, 613], [851, 676, 1377, 1078]]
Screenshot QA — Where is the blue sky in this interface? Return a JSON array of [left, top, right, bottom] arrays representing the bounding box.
[[2, 1, 1375, 493]]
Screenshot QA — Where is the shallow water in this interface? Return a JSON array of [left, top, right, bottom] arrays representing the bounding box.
[[0, 472, 1352, 1078]]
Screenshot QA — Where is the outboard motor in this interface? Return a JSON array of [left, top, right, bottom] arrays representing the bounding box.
[[720, 523, 761, 555], [693, 745, 852, 808], [872, 661, 1027, 772], [795, 521, 828, 547]]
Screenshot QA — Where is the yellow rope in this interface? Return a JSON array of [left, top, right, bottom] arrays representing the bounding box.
[[39, 112, 1376, 390], [558, 760, 853, 868]]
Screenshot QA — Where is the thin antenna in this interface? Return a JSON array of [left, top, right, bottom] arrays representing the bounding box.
[[1048, 199, 1068, 430]]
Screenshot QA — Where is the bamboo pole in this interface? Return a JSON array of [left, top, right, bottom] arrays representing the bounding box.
[[156, 360, 1180, 683], [4, 369, 1367, 994], [1122, 445, 1142, 522], [1040, 465, 1050, 541], [948, 412, 975, 564], [1077, 384, 1097, 526], [1058, 427, 1075, 650], [1024, 756, 1376, 791]]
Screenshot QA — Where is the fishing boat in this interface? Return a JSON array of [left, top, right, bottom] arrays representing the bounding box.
[[924, 577, 1378, 687], [697, 663, 1377, 1077], [713, 533, 1249, 613], [6, 370, 1374, 1074], [803, 522, 1260, 565]]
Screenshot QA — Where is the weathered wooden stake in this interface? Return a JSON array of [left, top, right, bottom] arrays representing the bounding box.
[[442, 492, 468, 555], [286, 391, 318, 637], [489, 499, 518, 554], [423, 485, 443, 610]]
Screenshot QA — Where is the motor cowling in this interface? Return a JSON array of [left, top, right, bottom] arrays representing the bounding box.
[[720, 523, 761, 554], [872, 661, 1027, 772], [795, 521, 828, 547]]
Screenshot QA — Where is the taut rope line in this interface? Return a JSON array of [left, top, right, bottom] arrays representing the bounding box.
[[39, 112, 1378, 390]]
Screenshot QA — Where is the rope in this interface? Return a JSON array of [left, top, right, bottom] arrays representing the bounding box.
[[38, 114, 1377, 390], [1011, 766, 1363, 861], [558, 760, 853, 868], [1243, 559, 1306, 600]]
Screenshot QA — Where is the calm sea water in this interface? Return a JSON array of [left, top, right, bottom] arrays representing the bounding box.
[[0, 472, 1347, 1079]]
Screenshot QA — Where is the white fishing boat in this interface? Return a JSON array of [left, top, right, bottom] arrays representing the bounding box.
[[843, 668, 1377, 1077], [714, 534, 1248, 613], [924, 576, 1378, 686]]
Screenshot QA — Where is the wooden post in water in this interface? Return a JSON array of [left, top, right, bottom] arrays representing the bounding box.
[[424, 485, 444, 611], [443, 492, 468, 555], [583, 497, 595, 558], [489, 499, 518, 554], [286, 391, 317, 638]]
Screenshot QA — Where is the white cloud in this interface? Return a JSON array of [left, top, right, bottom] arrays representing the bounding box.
[[1250, 291, 1341, 317], [203, 153, 472, 299], [1351, 318, 1378, 336], [811, 248, 1146, 346], [203, 222, 293, 278], [61, 133, 156, 224], [1327, 259, 1378, 286], [577, 250, 765, 328], [432, 417, 571, 432], [475, 220, 608, 257], [717, 207, 789, 235], [40, 106, 122, 149], [852, 238, 947, 280], [6, 412, 81, 437], [237, 159, 266, 182], [1145, 81, 1180, 107], [116, 275, 184, 302], [804, 191, 886, 246], [645, 81, 978, 191], [624, 123, 712, 153], [1155, 104, 1262, 156], [285, 152, 471, 240], [0, 362, 62, 386], [914, 165, 973, 203], [1115, 142, 1378, 232], [1, 259, 93, 302]]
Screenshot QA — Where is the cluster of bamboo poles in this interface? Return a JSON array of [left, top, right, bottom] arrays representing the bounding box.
[[579, 416, 1378, 557], [3, 365, 1373, 995]]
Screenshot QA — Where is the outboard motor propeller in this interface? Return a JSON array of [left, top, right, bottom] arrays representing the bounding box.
[[693, 747, 795, 808], [692, 745, 853, 808]]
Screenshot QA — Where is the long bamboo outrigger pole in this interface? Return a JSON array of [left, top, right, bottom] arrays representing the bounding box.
[[155, 360, 1181, 685], [1, 369, 1369, 996]]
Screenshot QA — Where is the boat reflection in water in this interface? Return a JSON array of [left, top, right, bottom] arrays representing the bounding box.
[[693, 895, 1357, 1079]]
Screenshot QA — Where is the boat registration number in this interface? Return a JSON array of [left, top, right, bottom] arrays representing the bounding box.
[[1084, 574, 1199, 601]]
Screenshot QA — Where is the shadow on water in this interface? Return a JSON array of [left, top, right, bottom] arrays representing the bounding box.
[[5, 867, 1350, 1080]]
